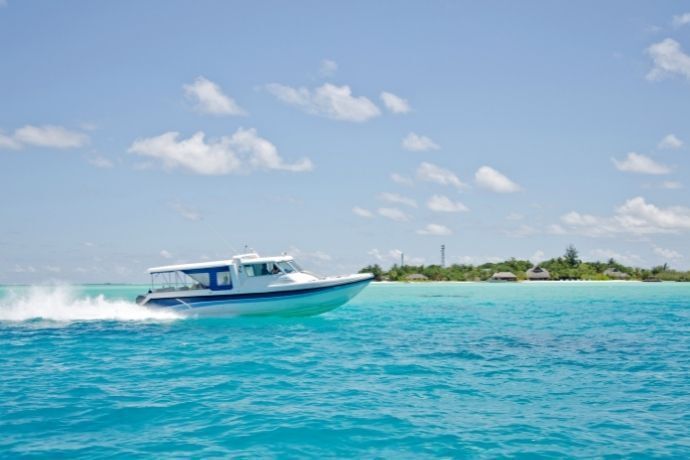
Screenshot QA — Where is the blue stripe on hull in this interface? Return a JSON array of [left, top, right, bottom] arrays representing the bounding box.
[[143, 277, 372, 309]]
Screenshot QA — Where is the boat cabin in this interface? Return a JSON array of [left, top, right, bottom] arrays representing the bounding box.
[[147, 253, 306, 294]]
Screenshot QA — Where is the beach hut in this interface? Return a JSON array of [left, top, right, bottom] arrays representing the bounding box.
[[490, 272, 517, 282], [526, 266, 550, 281], [604, 268, 630, 280], [405, 273, 429, 281]]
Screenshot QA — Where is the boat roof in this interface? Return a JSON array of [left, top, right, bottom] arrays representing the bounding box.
[[148, 253, 295, 274]]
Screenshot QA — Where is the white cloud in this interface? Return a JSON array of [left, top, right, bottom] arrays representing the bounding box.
[[416, 223, 452, 236], [658, 133, 683, 149], [379, 192, 417, 208], [475, 166, 521, 193], [402, 132, 440, 151], [391, 172, 414, 186], [506, 212, 524, 221], [653, 245, 682, 260], [266, 83, 380, 122], [319, 59, 338, 77], [662, 180, 683, 189], [86, 155, 114, 168], [12, 125, 89, 149], [427, 194, 468, 213], [128, 128, 312, 175], [44, 265, 61, 273], [378, 207, 410, 222], [530, 250, 545, 265], [172, 202, 202, 221], [562, 211, 600, 226], [353, 206, 373, 218], [646, 38, 690, 81], [367, 248, 424, 265], [560, 196, 690, 236], [612, 152, 671, 175], [183, 76, 246, 116], [416, 162, 466, 189], [380, 92, 411, 114], [160, 250, 172, 259], [0, 131, 21, 150], [672, 13, 690, 28]]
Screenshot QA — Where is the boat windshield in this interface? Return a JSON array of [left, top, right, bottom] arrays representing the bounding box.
[[277, 261, 296, 273]]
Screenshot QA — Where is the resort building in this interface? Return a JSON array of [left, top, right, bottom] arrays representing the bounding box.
[[604, 268, 631, 280], [490, 272, 518, 282], [526, 266, 550, 281]]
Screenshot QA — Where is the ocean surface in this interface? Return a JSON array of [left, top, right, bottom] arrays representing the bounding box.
[[1, 282, 689, 458]]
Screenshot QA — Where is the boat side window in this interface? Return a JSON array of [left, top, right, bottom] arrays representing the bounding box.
[[216, 270, 232, 289], [185, 271, 210, 289], [244, 263, 273, 277]]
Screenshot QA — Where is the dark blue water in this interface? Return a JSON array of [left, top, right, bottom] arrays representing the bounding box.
[[1, 282, 689, 457]]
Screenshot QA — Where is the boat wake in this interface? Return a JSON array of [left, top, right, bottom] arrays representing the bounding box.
[[0, 286, 182, 322]]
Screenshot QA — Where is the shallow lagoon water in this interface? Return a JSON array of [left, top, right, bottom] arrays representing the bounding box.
[[1, 282, 689, 457]]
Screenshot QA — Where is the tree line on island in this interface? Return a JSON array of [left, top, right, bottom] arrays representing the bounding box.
[[359, 245, 690, 282]]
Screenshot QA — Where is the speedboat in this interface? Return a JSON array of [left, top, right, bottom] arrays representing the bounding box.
[[135, 252, 373, 317]]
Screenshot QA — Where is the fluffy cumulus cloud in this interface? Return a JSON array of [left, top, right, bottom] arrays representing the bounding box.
[[559, 196, 690, 236], [128, 128, 312, 175], [352, 206, 373, 218], [0, 125, 89, 150], [475, 166, 521, 193], [646, 38, 690, 81], [183, 76, 246, 116], [390, 172, 414, 186], [416, 223, 452, 236], [672, 13, 690, 28], [0, 131, 21, 150], [653, 245, 683, 260], [402, 132, 440, 151], [380, 92, 411, 114], [379, 192, 417, 208], [319, 59, 338, 77], [265, 83, 380, 122], [427, 194, 468, 213], [612, 152, 671, 175], [416, 162, 466, 188], [160, 249, 173, 259], [658, 134, 683, 150], [378, 207, 410, 222]]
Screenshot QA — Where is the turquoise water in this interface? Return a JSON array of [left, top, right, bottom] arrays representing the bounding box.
[[1, 282, 689, 458]]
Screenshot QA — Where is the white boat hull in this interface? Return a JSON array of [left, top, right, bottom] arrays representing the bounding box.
[[143, 275, 372, 317]]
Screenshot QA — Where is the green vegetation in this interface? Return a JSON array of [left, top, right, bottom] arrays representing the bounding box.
[[359, 246, 690, 282]]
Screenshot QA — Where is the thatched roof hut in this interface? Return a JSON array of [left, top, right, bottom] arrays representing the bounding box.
[[604, 268, 630, 280], [526, 266, 550, 281], [490, 271, 517, 282]]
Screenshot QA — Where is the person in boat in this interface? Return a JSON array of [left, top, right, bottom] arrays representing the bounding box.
[[271, 264, 281, 275]]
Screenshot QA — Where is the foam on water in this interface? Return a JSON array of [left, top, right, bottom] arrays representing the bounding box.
[[0, 285, 181, 322]]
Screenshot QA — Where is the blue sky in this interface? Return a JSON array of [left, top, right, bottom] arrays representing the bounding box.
[[1, 1, 689, 283]]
